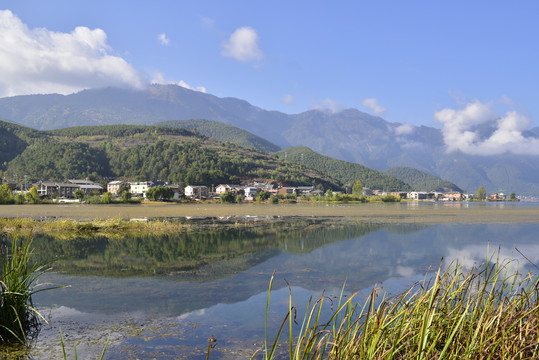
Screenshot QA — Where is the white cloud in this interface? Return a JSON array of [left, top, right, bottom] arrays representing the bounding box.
[[311, 98, 345, 114], [179, 80, 206, 93], [281, 94, 295, 105], [362, 98, 386, 115], [221, 26, 263, 62], [395, 124, 414, 136], [157, 33, 169, 45], [0, 10, 146, 97], [151, 72, 206, 93], [434, 100, 539, 156]]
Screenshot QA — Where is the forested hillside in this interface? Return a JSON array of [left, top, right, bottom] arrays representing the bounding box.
[[157, 119, 280, 153], [1, 122, 342, 190], [381, 167, 463, 192], [0, 119, 44, 166], [276, 146, 411, 191]]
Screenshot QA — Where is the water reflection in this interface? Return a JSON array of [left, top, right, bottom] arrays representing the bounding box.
[[4, 219, 539, 359]]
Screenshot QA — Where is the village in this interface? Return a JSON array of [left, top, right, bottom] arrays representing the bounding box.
[[0, 177, 516, 202]]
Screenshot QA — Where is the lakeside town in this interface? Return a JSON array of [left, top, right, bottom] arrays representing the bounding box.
[[0, 177, 520, 203]]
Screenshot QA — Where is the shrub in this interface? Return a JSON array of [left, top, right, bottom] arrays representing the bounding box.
[[0, 235, 57, 344]]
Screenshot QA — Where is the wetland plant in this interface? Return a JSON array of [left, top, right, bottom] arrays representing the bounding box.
[[0, 235, 56, 344], [236, 257, 539, 360]]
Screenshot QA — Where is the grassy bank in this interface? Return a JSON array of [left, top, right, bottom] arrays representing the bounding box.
[[0, 217, 194, 237], [248, 257, 539, 359]]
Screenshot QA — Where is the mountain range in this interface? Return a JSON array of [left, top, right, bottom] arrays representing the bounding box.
[[0, 84, 537, 196]]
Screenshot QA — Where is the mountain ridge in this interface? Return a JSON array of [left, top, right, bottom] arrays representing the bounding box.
[[0, 85, 537, 195]]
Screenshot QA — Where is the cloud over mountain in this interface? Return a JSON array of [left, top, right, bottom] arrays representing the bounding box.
[[362, 98, 386, 115], [0, 10, 146, 97], [435, 100, 539, 156]]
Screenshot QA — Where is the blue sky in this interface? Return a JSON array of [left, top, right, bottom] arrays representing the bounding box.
[[1, 1, 539, 131]]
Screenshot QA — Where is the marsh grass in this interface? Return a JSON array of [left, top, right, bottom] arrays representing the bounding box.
[[244, 256, 539, 360], [0, 235, 57, 344]]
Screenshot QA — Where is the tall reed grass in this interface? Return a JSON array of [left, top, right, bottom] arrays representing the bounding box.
[[235, 256, 539, 360], [0, 234, 57, 344]]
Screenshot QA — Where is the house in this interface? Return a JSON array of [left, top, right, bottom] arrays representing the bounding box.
[[215, 184, 243, 195], [55, 182, 80, 198], [442, 192, 462, 201], [409, 191, 430, 200], [362, 188, 373, 196], [34, 181, 79, 198], [68, 179, 103, 195], [277, 187, 296, 196], [390, 192, 408, 199], [296, 186, 317, 196], [167, 184, 183, 200], [489, 193, 505, 201], [276, 186, 318, 196], [34, 181, 57, 197], [128, 181, 154, 197], [252, 182, 274, 191], [184, 185, 209, 198], [1, 178, 17, 191], [107, 180, 124, 195], [243, 187, 259, 200]]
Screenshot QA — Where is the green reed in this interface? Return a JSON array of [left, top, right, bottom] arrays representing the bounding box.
[[0, 234, 57, 344], [238, 255, 539, 360]]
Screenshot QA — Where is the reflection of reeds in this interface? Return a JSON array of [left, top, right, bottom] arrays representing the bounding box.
[[0, 217, 190, 238], [0, 235, 56, 345], [242, 257, 539, 360]]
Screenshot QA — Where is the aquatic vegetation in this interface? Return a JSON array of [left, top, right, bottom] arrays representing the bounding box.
[[243, 256, 539, 360], [0, 235, 57, 344], [60, 328, 108, 360]]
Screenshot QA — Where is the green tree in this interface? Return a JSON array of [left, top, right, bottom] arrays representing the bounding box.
[[0, 183, 14, 204], [256, 190, 271, 202], [269, 195, 279, 204], [220, 190, 236, 203], [74, 189, 85, 201], [146, 187, 158, 201], [101, 192, 112, 204], [510, 192, 517, 201], [14, 193, 25, 204], [25, 186, 40, 204], [325, 189, 333, 199], [352, 180, 364, 194], [147, 186, 174, 201], [160, 186, 174, 201], [476, 186, 487, 201], [121, 191, 132, 203], [117, 182, 130, 195]]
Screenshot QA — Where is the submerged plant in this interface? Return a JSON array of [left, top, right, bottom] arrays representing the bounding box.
[[0, 234, 57, 344], [243, 256, 539, 360]]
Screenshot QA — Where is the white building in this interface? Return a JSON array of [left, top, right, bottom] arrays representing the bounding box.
[[128, 181, 154, 198]]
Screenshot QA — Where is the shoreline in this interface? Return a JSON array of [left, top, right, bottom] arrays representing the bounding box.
[[0, 202, 538, 225]]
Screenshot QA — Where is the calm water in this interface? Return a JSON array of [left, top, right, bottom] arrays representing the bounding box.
[[6, 216, 539, 359]]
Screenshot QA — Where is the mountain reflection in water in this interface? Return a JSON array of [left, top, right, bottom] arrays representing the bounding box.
[[3, 217, 537, 359]]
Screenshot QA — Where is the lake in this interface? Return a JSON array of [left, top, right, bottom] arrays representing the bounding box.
[[1, 203, 539, 359]]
